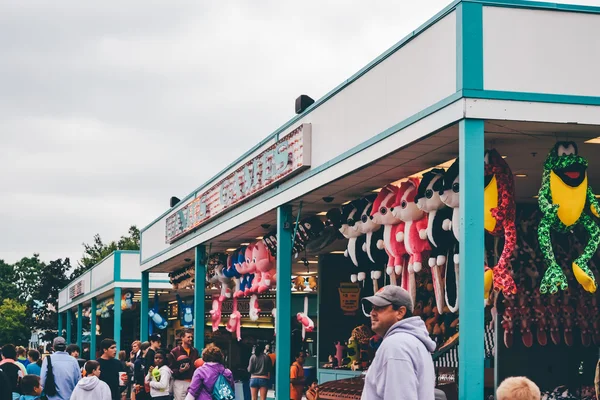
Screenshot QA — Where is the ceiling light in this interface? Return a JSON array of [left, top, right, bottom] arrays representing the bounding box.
[[298, 260, 318, 264], [297, 271, 318, 275], [502, 155, 508, 159], [406, 158, 457, 181], [316, 212, 327, 216], [585, 137, 600, 144], [330, 251, 345, 254], [241, 242, 250, 245], [341, 201, 351, 205], [255, 236, 263, 240], [533, 195, 539, 199], [515, 174, 527, 178], [372, 188, 382, 193], [225, 248, 236, 252]]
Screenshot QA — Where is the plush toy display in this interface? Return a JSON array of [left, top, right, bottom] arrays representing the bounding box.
[[148, 293, 168, 330], [169, 264, 195, 290], [224, 248, 243, 296], [393, 178, 430, 302], [295, 215, 325, 254], [121, 291, 135, 310], [358, 194, 387, 291], [254, 240, 276, 293], [175, 293, 194, 328], [537, 142, 600, 294], [210, 256, 235, 302], [415, 168, 453, 314], [371, 184, 406, 286], [297, 295, 314, 340], [235, 245, 255, 297], [249, 294, 261, 321], [209, 295, 222, 332], [338, 199, 371, 284], [308, 276, 318, 291], [440, 159, 460, 313], [484, 149, 518, 298], [334, 341, 346, 368], [293, 276, 306, 291], [226, 297, 242, 341]]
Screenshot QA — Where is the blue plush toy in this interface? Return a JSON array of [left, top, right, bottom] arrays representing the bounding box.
[[176, 293, 194, 328], [223, 247, 243, 295], [149, 293, 168, 330]]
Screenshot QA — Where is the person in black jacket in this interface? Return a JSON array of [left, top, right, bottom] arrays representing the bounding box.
[[0, 368, 12, 400], [133, 342, 151, 400]]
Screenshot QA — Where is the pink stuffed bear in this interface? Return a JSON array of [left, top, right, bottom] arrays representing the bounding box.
[[209, 296, 222, 332], [370, 184, 406, 286], [254, 240, 276, 293]]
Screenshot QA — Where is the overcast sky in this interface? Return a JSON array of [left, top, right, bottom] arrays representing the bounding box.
[[1, 0, 598, 267]]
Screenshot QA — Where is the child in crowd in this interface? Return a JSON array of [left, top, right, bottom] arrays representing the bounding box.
[[145, 349, 172, 400], [306, 380, 319, 400], [496, 376, 540, 400], [26, 351, 42, 376], [18, 375, 42, 400], [70, 360, 112, 400]]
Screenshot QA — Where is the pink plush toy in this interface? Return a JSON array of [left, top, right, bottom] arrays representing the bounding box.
[[226, 297, 242, 341], [249, 294, 261, 321], [371, 184, 406, 286], [209, 296, 222, 332], [297, 313, 315, 339], [254, 240, 276, 293], [393, 178, 431, 301], [334, 341, 346, 367]]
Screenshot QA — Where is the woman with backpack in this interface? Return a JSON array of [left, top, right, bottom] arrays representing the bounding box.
[[184, 344, 234, 400]]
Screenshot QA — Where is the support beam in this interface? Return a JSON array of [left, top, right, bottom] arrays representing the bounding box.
[[77, 304, 83, 351], [66, 309, 73, 344], [275, 205, 293, 400], [140, 272, 149, 341], [90, 297, 97, 360], [458, 118, 485, 400], [194, 245, 206, 350], [114, 287, 122, 352], [58, 312, 63, 337]]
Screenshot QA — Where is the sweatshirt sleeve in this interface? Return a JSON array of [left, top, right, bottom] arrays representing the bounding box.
[[40, 357, 48, 388], [187, 368, 204, 398], [384, 358, 417, 400], [149, 367, 172, 391], [247, 355, 256, 373]]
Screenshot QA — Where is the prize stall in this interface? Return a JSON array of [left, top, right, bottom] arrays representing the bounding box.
[[57, 251, 170, 357], [139, 1, 600, 398]]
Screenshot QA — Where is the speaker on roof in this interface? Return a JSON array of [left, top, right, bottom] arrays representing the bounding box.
[[295, 95, 315, 114], [170, 197, 181, 207]]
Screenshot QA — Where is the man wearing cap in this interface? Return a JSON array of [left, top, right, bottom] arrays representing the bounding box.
[[361, 286, 436, 400], [40, 337, 81, 400]]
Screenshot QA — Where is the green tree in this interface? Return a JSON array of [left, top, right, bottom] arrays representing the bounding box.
[[0, 259, 19, 302], [13, 254, 45, 302], [33, 258, 71, 331], [72, 225, 140, 279], [0, 299, 31, 346]]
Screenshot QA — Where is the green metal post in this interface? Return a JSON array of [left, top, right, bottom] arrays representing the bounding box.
[[58, 312, 63, 336], [77, 304, 83, 350], [66, 309, 73, 344], [458, 118, 485, 399], [114, 287, 122, 352], [275, 205, 293, 400], [194, 245, 206, 350], [90, 297, 97, 359], [140, 272, 149, 341]]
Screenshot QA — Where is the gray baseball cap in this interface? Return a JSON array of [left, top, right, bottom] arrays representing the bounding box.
[[362, 285, 414, 313], [53, 336, 66, 349]]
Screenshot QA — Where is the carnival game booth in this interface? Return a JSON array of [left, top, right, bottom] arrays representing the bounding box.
[[139, 1, 600, 398], [58, 251, 170, 357]]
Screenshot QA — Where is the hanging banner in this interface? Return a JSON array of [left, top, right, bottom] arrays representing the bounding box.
[[165, 123, 312, 244], [338, 283, 361, 316]]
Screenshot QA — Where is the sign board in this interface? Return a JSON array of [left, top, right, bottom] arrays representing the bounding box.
[[338, 283, 361, 316], [69, 280, 85, 300], [165, 123, 312, 243]]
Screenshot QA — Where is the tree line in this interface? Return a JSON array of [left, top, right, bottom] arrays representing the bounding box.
[[0, 225, 140, 346]]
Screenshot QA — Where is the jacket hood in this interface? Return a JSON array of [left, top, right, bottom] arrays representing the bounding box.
[[77, 376, 100, 391], [384, 316, 437, 352]]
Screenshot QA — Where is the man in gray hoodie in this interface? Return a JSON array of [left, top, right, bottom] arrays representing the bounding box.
[[361, 286, 437, 400]]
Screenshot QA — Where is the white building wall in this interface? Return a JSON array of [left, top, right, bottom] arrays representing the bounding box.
[[119, 252, 141, 280], [90, 254, 115, 290], [483, 7, 600, 96]]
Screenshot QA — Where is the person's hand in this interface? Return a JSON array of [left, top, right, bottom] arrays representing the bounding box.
[[148, 366, 155, 375]]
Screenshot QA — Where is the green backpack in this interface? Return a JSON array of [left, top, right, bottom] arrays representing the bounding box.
[[212, 373, 234, 400]]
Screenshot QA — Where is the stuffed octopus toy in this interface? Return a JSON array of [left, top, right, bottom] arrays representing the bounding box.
[[483, 149, 518, 301], [537, 141, 600, 294]]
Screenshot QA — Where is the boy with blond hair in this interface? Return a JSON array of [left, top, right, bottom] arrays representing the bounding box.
[[497, 376, 540, 400]]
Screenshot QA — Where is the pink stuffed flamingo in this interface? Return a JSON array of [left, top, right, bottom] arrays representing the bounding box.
[[226, 297, 242, 341], [209, 296, 222, 332]]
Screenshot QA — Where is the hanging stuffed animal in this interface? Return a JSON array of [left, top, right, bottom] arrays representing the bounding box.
[[235, 244, 256, 297], [148, 293, 168, 330], [296, 296, 314, 340], [176, 293, 194, 328], [209, 295, 222, 332], [249, 294, 261, 321], [224, 248, 243, 296], [537, 141, 600, 294], [254, 240, 276, 293], [440, 159, 460, 313], [308, 276, 318, 291], [293, 276, 306, 291], [339, 200, 369, 283], [226, 297, 242, 341], [216, 256, 235, 301], [295, 216, 325, 255], [484, 149, 518, 297], [370, 184, 406, 286], [121, 291, 135, 310], [357, 194, 386, 293], [415, 168, 452, 314], [393, 178, 430, 302]]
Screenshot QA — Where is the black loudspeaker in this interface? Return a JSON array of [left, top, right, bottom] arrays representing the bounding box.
[[295, 95, 315, 114], [170, 196, 180, 207]]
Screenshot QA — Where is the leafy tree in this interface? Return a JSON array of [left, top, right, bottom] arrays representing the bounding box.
[[33, 258, 71, 331], [13, 254, 45, 302], [72, 225, 140, 279], [0, 299, 31, 346], [0, 259, 19, 302]]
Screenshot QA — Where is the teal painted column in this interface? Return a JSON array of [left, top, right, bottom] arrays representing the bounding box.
[[275, 205, 293, 400], [77, 304, 83, 350], [58, 312, 63, 336], [66, 309, 73, 344], [456, 2, 483, 91], [90, 298, 97, 360], [458, 118, 485, 399], [194, 245, 206, 350], [114, 287, 122, 352], [140, 272, 149, 341]]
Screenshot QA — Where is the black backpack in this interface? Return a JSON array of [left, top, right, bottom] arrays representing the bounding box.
[[44, 356, 57, 396]]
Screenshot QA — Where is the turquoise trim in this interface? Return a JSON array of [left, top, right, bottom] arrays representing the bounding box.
[[194, 245, 206, 349], [115, 250, 140, 254], [77, 304, 83, 350], [141, 91, 464, 267], [467, 0, 600, 14], [57, 312, 63, 336], [275, 205, 293, 400], [456, 2, 483, 91], [117, 279, 171, 283], [114, 287, 122, 353], [90, 297, 97, 355], [66, 310, 72, 343], [458, 119, 485, 399], [59, 251, 118, 293], [114, 252, 122, 281], [463, 89, 600, 106], [140, 272, 150, 341], [139, 0, 462, 237]]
